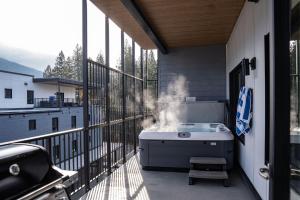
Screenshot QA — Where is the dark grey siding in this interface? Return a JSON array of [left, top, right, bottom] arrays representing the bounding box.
[[158, 45, 226, 101]]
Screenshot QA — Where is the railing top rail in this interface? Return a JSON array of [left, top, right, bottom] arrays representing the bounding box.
[[34, 98, 78, 100], [0, 113, 145, 146], [88, 59, 143, 81], [0, 127, 84, 146]]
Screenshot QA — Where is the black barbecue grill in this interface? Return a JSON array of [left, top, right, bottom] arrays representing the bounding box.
[[0, 143, 78, 200]]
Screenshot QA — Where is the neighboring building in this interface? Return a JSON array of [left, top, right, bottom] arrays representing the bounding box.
[[0, 107, 83, 142], [0, 57, 83, 142]]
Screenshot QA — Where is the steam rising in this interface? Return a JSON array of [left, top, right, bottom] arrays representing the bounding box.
[[143, 75, 188, 131]]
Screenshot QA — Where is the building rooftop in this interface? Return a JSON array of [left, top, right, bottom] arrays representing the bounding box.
[[0, 108, 60, 115], [0, 57, 43, 78]]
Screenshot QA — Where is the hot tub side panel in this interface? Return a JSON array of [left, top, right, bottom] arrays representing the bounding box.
[[139, 138, 150, 167], [139, 139, 233, 169]]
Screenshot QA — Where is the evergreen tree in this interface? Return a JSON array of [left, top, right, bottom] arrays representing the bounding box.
[[124, 39, 132, 74], [52, 50, 66, 78], [72, 44, 83, 81], [63, 56, 76, 79], [145, 50, 158, 99], [147, 50, 157, 80], [43, 65, 52, 78], [42, 45, 84, 81], [96, 52, 105, 65]]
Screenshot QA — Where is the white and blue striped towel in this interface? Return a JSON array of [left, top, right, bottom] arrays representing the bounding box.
[[236, 86, 253, 136]]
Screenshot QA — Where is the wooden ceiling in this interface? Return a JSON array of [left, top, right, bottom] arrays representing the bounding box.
[[91, 0, 245, 50]]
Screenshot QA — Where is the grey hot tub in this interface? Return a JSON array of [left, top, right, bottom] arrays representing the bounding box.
[[139, 123, 234, 170]]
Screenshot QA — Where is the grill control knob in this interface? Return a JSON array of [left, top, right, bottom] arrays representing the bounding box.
[[9, 163, 20, 176]]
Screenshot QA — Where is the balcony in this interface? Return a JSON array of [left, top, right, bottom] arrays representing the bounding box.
[[34, 98, 83, 108], [0, 0, 284, 199], [0, 45, 261, 200]]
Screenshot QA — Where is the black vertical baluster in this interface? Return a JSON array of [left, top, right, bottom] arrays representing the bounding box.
[[93, 128, 96, 169], [93, 63, 95, 124], [72, 133, 75, 171], [121, 31, 126, 163], [132, 40, 137, 154], [53, 137, 57, 166], [96, 64, 99, 175], [76, 133, 79, 176], [68, 133, 71, 170], [79, 133, 81, 182], [47, 137, 52, 159], [59, 135, 62, 168], [63, 135, 66, 169]]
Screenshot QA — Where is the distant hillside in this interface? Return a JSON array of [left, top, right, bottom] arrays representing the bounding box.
[[0, 44, 55, 72], [0, 57, 43, 77]]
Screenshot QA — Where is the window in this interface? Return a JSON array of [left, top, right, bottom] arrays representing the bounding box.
[[72, 139, 78, 154], [229, 60, 246, 144], [28, 119, 36, 130], [53, 144, 60, 160], [52, 117, 59, 132], [56, 92, 64, 104], [5, 88, 12, 99], [71, 116, 76, 128], [27, 90, 34, 104]]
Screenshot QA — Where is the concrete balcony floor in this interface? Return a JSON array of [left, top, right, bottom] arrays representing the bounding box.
[[81, 154, 257, 200]]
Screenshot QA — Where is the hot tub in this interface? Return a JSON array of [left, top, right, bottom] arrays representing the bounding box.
[[139, 123, 234, 170]]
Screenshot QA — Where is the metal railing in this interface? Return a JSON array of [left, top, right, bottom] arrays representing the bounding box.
[[34, 98, 83, 108], [0, 117, 150, 199], [1, 59, 157, 199], [0, 115, 146, 198]]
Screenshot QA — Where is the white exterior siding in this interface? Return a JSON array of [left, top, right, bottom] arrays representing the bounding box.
[[0, 71, 77, 109], [226, 1, 274, 199], [0, 72, 34, 109], [34, 83, 76, 99]]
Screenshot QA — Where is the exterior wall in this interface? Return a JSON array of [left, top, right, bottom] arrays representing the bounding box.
[[34, 84, 76, 99], [226, 1, 274, 199], [0, 72, 34, 109], [0, 107, 83, 143], [0, 71, 77, 109], [158, 45, 226, 101]]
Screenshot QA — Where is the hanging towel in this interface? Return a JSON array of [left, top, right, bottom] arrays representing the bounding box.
[[236, 86, 253, 136]]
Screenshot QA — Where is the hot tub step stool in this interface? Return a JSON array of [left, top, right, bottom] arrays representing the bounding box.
[[190, 157, 227, 165], [188, 157, 230, 187]]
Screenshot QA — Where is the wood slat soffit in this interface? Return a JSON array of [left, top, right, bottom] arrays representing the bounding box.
[[91, 0, 245, 50]]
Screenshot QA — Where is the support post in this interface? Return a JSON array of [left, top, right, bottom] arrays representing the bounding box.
[[141, 48, 144, 119], [156, 53, 159, 100], [132, 40, 136, 154], [145, 50, 148, 116], [82, 0, 90, 192], [105, 16, 112, 174], [121, 31, 126, 163]]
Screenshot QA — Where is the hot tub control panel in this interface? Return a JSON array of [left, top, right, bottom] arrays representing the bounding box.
[[178, 132, 191, 138]]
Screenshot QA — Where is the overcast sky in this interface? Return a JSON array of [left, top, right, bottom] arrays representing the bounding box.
[[0, 0, 142, 71]]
